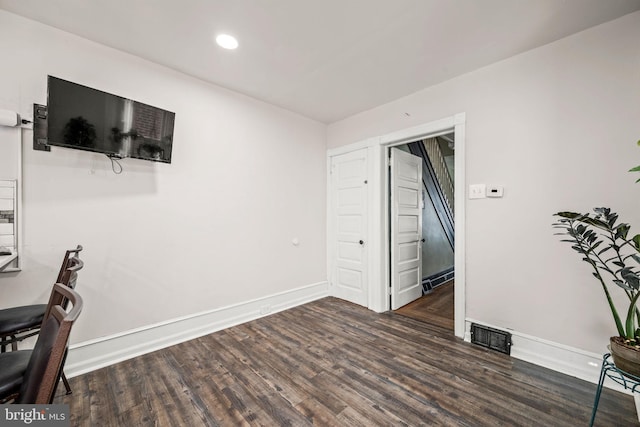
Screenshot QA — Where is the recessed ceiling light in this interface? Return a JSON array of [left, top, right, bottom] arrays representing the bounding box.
[[216, 34, 238, 50]]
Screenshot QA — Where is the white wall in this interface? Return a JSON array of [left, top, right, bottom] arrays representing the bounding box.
[[0, 10, 327, 344], [0, 127, 20, 179], [328, 11, 640, 354]]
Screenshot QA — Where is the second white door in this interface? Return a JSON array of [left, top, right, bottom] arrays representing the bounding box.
[[390, 148, 423, 310]]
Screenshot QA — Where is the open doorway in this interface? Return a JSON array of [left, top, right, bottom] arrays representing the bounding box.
[[327, 112, 465, 337], [391, 133, 455, 331]]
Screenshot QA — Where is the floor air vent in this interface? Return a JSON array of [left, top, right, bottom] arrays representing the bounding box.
[[470, 323, 512, 355]]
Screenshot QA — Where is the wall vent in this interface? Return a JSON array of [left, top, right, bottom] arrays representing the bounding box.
[[470, 323, 512, 355]]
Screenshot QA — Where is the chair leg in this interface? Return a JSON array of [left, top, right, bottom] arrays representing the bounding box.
[[0, 335, 12, 352], [53, 350, 72, 397], [61, 372, 72, 395]]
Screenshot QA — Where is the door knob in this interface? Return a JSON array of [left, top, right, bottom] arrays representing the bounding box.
[[421, 238, 425, 242], [359, 240, 364, 245]]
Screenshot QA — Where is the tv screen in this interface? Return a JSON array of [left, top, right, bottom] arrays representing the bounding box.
[[46, 76, 175, 163]]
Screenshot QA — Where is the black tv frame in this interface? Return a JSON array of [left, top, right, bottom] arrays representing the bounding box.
[[35, 76, 175, 164]]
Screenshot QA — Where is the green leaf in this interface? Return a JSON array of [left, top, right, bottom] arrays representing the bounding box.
[[584, 218, 610, 230], [633, 234, 640, 251], [605, 255, 620, 264], [609, 214, 619, 227], [614, 279, 633, 292], [623, 253, 640, 263], [616, 224, 630, 240], [555, 211, 582, 219], [622, 268, 640, 291], [630, 165, 640, 172], [594, 207, 607, 215], [598, 246, 612, 255]]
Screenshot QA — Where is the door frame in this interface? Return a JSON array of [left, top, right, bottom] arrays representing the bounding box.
[[327, 112, 466, 338]]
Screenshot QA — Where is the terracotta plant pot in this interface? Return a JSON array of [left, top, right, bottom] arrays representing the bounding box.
[[609, 336, 640, 377]]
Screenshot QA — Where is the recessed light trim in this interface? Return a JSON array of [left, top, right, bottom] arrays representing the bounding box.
[[216, 34, 238, 50]]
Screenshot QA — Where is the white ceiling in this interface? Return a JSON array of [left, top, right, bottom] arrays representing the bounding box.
[[1, 0, 639, 123]]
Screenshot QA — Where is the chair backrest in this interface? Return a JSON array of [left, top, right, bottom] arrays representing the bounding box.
[[52, 256, 83, 315], [55, 245, 83, 284], [59, 256, 84, 290], [16, 283, 83, 404]]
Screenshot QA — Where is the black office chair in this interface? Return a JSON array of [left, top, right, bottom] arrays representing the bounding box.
[[0, 283, 83, 404], [0, 245, 82, 352], [0, 246, 83, 395]]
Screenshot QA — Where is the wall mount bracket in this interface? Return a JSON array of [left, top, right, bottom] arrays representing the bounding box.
[[33, 104, 50, 152]]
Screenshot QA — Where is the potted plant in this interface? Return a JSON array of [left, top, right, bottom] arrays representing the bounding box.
[[553, 209, 640, 374], [553, 142, 640, 374]]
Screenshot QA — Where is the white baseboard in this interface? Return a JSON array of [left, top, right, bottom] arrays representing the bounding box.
[[465, 319, 630, 395], [65, 281, 329, 377]]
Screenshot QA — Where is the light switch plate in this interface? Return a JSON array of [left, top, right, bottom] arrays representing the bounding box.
[[469, 184, 486, 199]]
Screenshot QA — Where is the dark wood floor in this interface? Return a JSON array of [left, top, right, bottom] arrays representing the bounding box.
[[56, 297, 636, 426], [396, 281, 454, 331]]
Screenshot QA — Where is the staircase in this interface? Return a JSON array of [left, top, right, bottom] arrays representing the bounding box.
[[407, 138, 454, 249], [406, 137, 455, 293], [423, 137, 454, 216]]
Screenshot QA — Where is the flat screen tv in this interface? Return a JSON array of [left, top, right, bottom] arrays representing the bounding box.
[[46, 76, 175, 163]]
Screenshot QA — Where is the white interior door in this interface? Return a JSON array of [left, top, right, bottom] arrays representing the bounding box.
[[390, 148, 423, 310], [330, 149, 368, 307]]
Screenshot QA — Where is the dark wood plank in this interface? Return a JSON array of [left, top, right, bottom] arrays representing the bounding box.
[[395, 280, 454, 331], [57, 297, 637, 426]]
